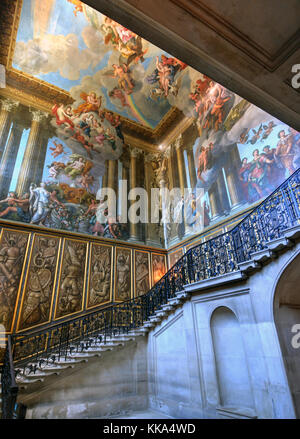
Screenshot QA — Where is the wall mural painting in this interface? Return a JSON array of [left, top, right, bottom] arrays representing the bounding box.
[[54, 239, 87, 319], [151, 253, 167, 285], [0, 0, 298, 248], [170, 91, 300, 243], [134, 250, 150, 297], [114, 247, 131, 302], [17, 234, 61, 331], [0, 229, 29, 333], [87, 243, 112, 308]]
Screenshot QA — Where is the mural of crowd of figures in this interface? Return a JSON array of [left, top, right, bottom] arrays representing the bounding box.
[[0, 0, 298, 247], [0, 227, 167, 337]]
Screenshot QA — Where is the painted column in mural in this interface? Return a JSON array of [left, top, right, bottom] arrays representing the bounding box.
[[0, 121, 24, 198], [225, 144, 244, 208], [144, 152, 157, 246], [164, 146, 179, 245], [175, 134, 187, 196], [107, 158, 117, 216], [185, 144, 197, 190], [0, 98, 19, 162], [216, 170, 231, 214], [208, 182, 222, 220], [129, 146, 140, 241], [15, 109, 48, 197], [31, 125, 51, 186], [102, 160, 108, 189], [121, 150, 129, 218]]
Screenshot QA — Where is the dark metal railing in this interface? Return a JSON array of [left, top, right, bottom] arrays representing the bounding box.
[[1, 168, 300, 418], [1, 336, 18, 419]]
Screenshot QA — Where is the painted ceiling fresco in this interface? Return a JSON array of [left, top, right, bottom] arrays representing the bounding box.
[[12, 0, 184, 129], [0, 0, 298, 248]]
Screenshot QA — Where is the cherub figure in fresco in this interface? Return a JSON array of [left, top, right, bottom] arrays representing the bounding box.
[[109, 87, 129, 107], [78, 173, 95, 192], [117, 35, 148, 66], [111, 64, 135, 95], [275, 129, 295, 175], [197, 143, 214, 183], [101, 17, 146, 66], [73, 92, 102, 116], [49, 141, 65, 158], [147, 55, 187, 98], [52, 104, 75, 131], [239, 127, 251, 144], [0, 192, 30, 222], [67, 0, 83, 16], [262, 121, 277, 141], [48, 161, 66, 180], [247, 124, 263, 145]]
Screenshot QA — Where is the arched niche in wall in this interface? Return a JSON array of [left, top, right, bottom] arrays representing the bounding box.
[[211, 306, 255, 412], [274, 252, 300, 419]]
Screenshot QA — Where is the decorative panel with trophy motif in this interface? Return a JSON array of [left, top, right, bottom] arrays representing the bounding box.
[[54, 239, 88, 320], [134, 250, 151, 297], [0, 229, 30, 334], [87, 243, 113, 309], [114, 247, 132, 302], [17, 234, 61, 331]]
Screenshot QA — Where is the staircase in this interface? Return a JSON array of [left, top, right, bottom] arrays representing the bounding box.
[[1, 168, 300, 419]]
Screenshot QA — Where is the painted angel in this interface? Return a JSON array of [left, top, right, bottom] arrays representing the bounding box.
[[67, 0, 83, 16], [49, 141, 65, 158], [73, 92, 102, 116], [110, 64, 135, 95], [52, 104, 75, 130]]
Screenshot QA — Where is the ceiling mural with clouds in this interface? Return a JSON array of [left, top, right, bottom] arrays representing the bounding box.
[[0, 0, 298, 248]]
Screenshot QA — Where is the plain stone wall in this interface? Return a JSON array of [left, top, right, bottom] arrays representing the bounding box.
[[25, 337, 148, 419], [147, 243, 300, 419], [23, 243, 300, 419]]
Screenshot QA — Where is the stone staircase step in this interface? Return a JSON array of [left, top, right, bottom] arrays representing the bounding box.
[[267, 236, 293, 252], [284, 224, 300, 240], [238, 259, 261, 273], [250, 248, 276, 263]]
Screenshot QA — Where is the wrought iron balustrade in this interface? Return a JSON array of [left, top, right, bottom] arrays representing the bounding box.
[[1, 167, 300, 418]]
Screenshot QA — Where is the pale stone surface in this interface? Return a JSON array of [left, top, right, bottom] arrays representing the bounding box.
[[23, 243, 300, 419]]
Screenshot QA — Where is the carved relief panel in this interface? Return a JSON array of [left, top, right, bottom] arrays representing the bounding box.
[[54, 239, 88, 319], [17, 234, 61, 331], [0, 229, 30, 334], [87, 243, 113, 309], [114, 247, 132, 302], [134, 250, 150, 297]]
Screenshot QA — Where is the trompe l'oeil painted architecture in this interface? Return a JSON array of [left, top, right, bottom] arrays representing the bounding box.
[[0, 0, 299, 421]]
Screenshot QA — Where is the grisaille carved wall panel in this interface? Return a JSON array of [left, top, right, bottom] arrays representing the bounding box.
[[115, 247, 132, 302], [17, 234, 61, 331], [55, 239, 88, 319], [0, 228, 29, 333], [134, 250, 150, 297], [87, 243, 113, 308]]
